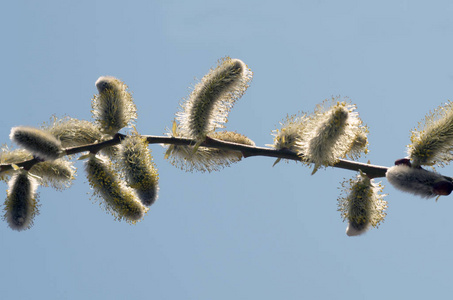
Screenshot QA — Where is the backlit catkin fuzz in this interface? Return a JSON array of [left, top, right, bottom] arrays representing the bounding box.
[[30, 158, 76, 191], [386, 164, 453, 198], [120, 136, 159, 206], [45, 116, 119, 158], [268, 114, 307, 166], [176, 57, 252, 140], [346, 127, 369, 160], [408, 101, 453, 167], [10, 126, 62, 160], [3, 171, 39, 231], [92, 76, 137, 135], [300, 99, 366, 174], [338, 172, 387, 236], [270, 114, 306, 153], [46, 117, 104, 148], [165, 123, 255, 172], [85, 154, 147, 223]]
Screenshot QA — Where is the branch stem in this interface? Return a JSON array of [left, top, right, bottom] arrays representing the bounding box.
[[1, 134, 389, 178]]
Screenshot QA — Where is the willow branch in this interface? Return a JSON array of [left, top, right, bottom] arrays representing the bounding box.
[[146, 135, 389, 178], [0, 133, 393, 179]]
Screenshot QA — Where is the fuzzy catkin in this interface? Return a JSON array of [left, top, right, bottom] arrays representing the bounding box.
[[120, 136, 159, 206], [46, 117, 104, 148], [304, 105, 349, 173], [270, 114, 306, 153], [10, 126, 62, 160], [346, 128, 369, 160], [30, 158, 76, 190], [408, 101, 453, 167], [208, 131, 255, 159], [299, 99, 366, 174], [177, 57, 252, 140], [338, 173, 387, 236], [45, 116, 120, 158], [165, 127, 255, 172], [3, 171, 39, 231], [85, 154, 147, 223], [0, 147, 33, 165], [386, 165, 449, 198], [92, 76, 137, 135]]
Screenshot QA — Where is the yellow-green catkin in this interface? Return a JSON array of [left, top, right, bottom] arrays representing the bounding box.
[[0, 147, 33, 180], [346, 127, 369, 160], [45, 116, 104, 148], [338, 172, 387, 236], [176, 57, 253, 140], [207, 131, 255, 160], [408, 101, 453, 167], [300, 98, 366, 174], [45, 116, 118, 158], [120, 136, 159, 206], [165, 125, 255, 172], [30, 158, 76, 190], [0, 146, 33, 164], [92, 76, 137, 135], [3, 170, 39, 231], [270, 114, 306, 152], [85, 154, 147, 223], [10, 126, 62, 160], [269, 114, 307, 165]]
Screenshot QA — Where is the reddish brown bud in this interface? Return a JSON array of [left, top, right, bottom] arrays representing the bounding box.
[[394, 158, 411, 167], [433, 180, 453, 196]]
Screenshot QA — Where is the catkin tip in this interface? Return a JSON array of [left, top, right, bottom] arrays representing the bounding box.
[[346, 222, 369, 236], [95, 76, 118, 93]]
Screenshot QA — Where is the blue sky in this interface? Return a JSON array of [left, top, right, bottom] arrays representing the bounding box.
[[2, 1, 453, 299]]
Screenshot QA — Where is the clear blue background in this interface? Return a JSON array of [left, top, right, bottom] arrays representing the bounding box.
[[2, 1, 453, 299]]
